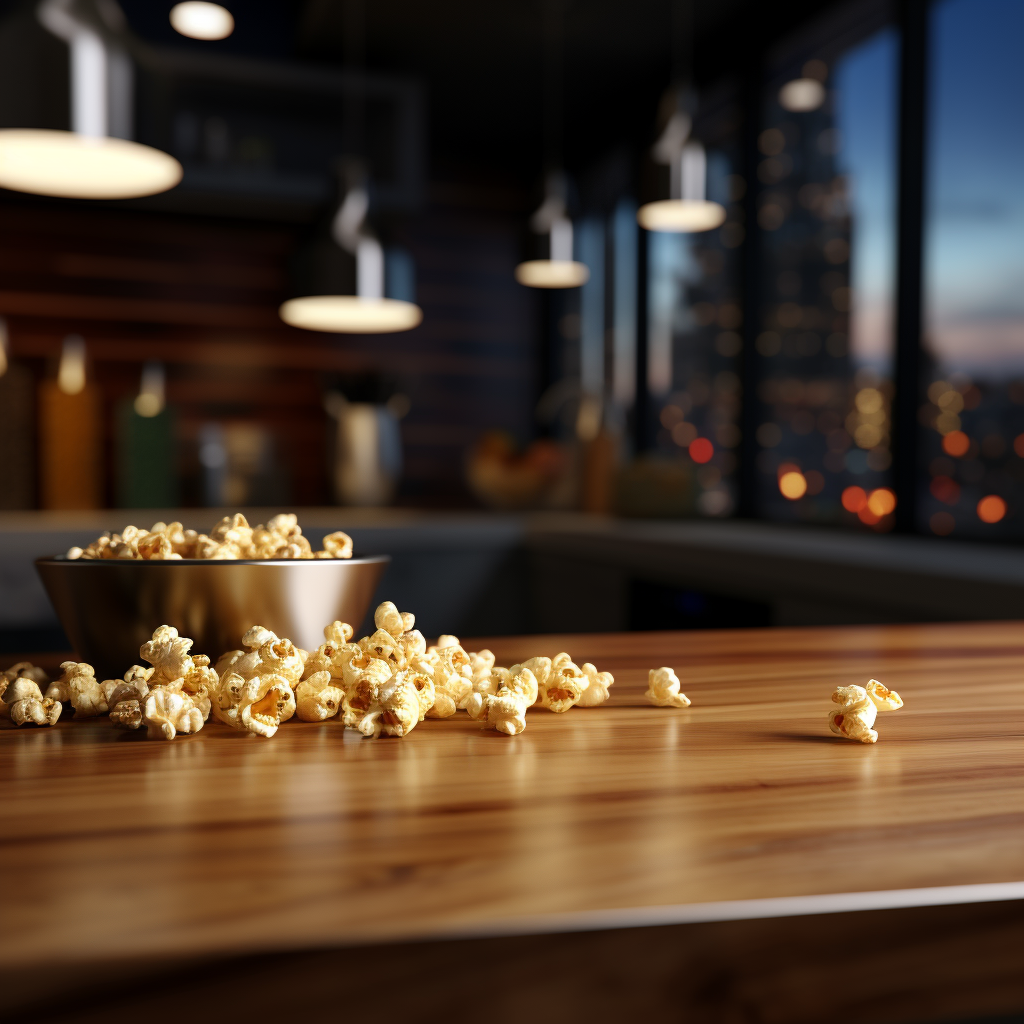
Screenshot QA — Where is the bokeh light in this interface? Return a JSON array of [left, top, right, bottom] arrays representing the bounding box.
[[977, 495, 1007, 524], [866, 488, 896, 516], [942, 430, 970, 457], [930, 475, 960, 505], [841, 485, 867, 512], [779, 470, 807, 500], [1013, 433, 1024, 458], [689, 438, 714, 464]]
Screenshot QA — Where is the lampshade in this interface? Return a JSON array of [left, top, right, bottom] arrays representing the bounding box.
[[637, 199, 726, 233], [514, 260, 590, 288], [280, 296, 423, 334], [0, 130, 182, 199], [170, 2, 235, 40]]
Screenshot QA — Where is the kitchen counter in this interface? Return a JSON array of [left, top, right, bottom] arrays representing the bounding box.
[[3, 622, 1023, 1022]]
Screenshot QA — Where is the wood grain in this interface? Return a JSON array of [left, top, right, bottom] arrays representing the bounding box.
[[2, 621, 1024, 971]]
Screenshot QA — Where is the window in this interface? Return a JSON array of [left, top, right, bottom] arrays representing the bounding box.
[[754, 9, 900, 528], [920, 0, 1024, 538]]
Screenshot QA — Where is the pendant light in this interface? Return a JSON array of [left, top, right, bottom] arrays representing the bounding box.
[[279, 166, 423, 334], [170, 2, 235, 41], [0, 1, 182, 200], [515, 172, 589, 288], [636, 1, 725, 234], [515, 0, 588, 290], [279, 1, 422, 334]]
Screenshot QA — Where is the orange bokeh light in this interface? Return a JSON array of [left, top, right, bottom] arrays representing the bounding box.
[[778, 470, 807, 500], [858, 505, 881, 525], [942, 431, 970, 457], [689, 438, 714, 464], [866, 488, 897, 516], [841, 486, 867, 512], [977, 495, 1007, 524], [1014, 433, 1024, 458]]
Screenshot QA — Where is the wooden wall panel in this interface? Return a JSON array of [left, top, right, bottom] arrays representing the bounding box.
[[0, 183, 536, 508]]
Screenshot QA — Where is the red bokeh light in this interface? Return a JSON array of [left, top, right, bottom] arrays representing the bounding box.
[[841, 486, 867, 513], [930, 475, 960, 505], [689, 438, 714, 464], [942, 431, 970, 457]]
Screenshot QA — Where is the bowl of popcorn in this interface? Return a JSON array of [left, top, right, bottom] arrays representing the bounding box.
[[35, 513, 388, 679]]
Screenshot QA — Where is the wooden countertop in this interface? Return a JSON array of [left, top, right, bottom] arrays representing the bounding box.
[[3, 621, 1024, 971]]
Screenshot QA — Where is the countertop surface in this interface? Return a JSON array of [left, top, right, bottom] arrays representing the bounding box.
[[3, 621, 1024, 969]]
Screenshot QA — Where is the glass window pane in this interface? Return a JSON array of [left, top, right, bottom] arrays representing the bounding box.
[[921, 0, 1024, 538], [645, 100, 743, 518], [755, 17, 899, 529]]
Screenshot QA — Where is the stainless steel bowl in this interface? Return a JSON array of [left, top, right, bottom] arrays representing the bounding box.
[[35, 555, 389, 679]]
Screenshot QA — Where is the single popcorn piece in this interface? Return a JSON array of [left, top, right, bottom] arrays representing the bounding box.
[[294, 670, 345, 722], [577, 662, 615, 707], [143, 688, 204, 741], [238, 673, 296, 738], [342, 649, 393, 692], [533, 653, 585, 713], [324, 620, 355, 646], [829, 679, 903, 744], [425, 645, 472, 718], [342, 672, 421, 738], [0, 677, 62, 727], [3, 661, 49, 687], [504, 667, 537, 706], [645, 667, 691, 709], [465, 684, 528, 736], [401, 667, 436, 721], [258, 638, 304, 685], [140, 625, 194, 686], [47, 661, 107, 717], [374, 600, 405, 639], [360, 628, 408, 673], [182, 655, 217, 721], [321, 530, 354, 559]]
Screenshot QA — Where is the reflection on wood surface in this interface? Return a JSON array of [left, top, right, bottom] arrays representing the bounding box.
[[2, 621, 1023, 972]]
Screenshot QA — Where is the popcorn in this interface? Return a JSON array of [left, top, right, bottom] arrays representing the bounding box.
[[46, 661, 107, 717], [0, 676, 61, 727], [140, 625, 194, 687], [258, 638, 305, 685], [295, 671, 344, 722], [66, 514, 355, 561], [645, 667, 691, 708], [402, 667, 436, 721], [534, 653, 584, 713], [143, 688, 204, 741], [465, 685, 528, 736], [829, 679, 903, 744], [3, 661, 49, 688], [238, 673, 295, 738], [578, 663, 615, 707], [425, 644, 472, 718], [505, 667, 537, 706], [342, 671, 421, 738]]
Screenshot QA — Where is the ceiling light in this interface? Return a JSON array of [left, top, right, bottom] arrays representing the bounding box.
[[779, 78, 826, 112], [638, 139, 726, 234], [0, 130, 182, 199], [280, 296, 423, 334], [637, 199, 726, 232], [170, 2, 235, 41], [516, 185, 590, 289]]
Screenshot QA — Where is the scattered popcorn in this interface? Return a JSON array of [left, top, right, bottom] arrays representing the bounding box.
[[143, 688, 204, 741], [577, 663, 615, 707], [645, 667, 691, 709], [0, 676, 61, 727], [46, 661, 107, 717], [425, 644, 473, 718], [465, 683, 528, 735], [829, 679, 903, 744], [534, 653, 585, 713], [3, 661, 49, 688], [238, 673, 295, 738], [295, 670, 344, 722], [65, 514, 354, 561], [342, 671, 421, 738]]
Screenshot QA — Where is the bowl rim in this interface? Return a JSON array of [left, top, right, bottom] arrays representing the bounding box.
[[35, 553, 391, 567]]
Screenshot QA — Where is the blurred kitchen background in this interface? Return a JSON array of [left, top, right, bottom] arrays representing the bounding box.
[[2, 0, 1024, 646]]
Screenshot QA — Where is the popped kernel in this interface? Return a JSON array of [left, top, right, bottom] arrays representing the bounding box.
[[342, 672, 421, 738], [534, 653, 584, 713], [238, 673, 296, 738], [143, 688, 204, 741], [46, 661, 107, 717], [578, 663, 615, 707], [295, 671, 345, 722], [829, 679, 903, 744], [645, 667, 691, 709], [465, 684, 528, 736], [0, 676, 61, 727]]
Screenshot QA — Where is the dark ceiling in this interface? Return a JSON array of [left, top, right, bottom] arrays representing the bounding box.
[[110, 0, 841, 186]]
